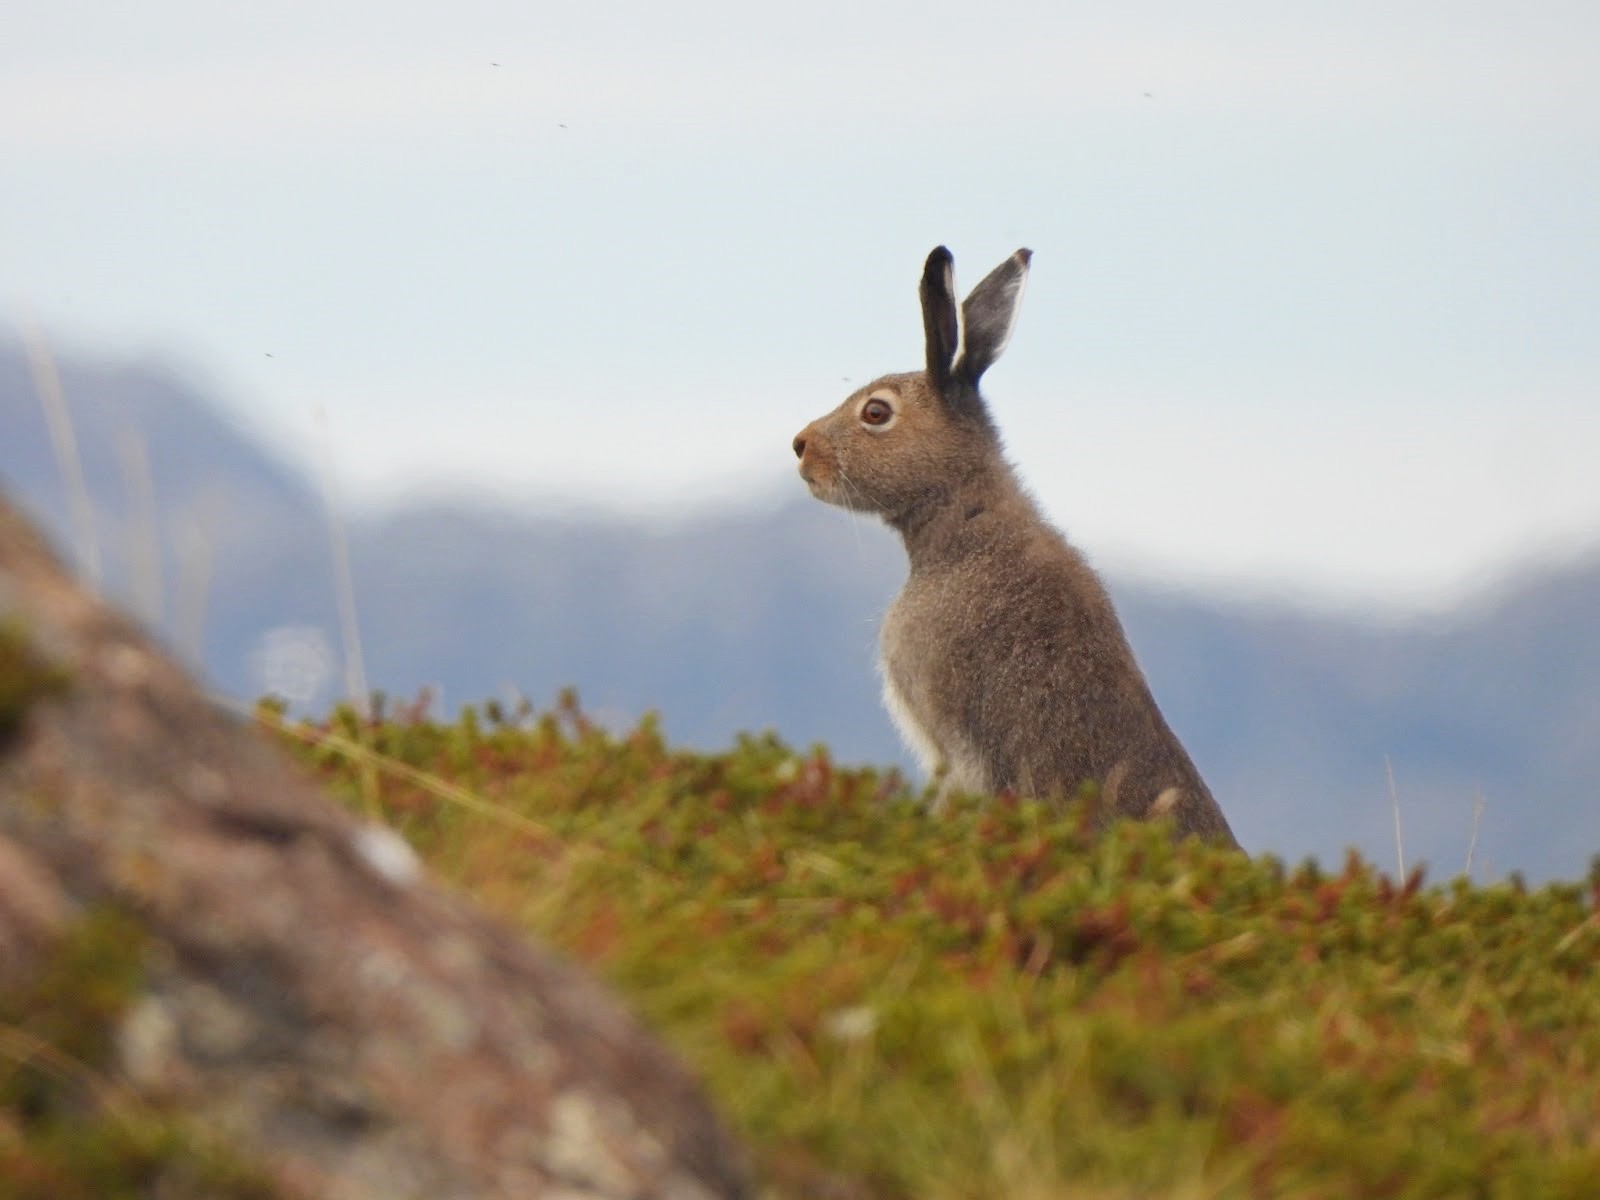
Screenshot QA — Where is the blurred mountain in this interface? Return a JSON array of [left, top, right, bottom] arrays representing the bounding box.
[[3, 339, 1596, 881]]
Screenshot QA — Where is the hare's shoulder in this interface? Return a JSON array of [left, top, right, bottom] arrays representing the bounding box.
[[882, 537, 1121, 706], [876, 560, 1010, 736]]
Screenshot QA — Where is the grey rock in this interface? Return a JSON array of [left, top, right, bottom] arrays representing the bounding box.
[[0, 494, 750, 1200]]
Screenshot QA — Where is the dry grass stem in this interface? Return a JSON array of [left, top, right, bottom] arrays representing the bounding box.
[[23, 317, 99, 585], [314, 408, 380, 818], [1465, 793, 1486, 878], [115, 426, 164, 630], [1385, 755, 1405, 878]]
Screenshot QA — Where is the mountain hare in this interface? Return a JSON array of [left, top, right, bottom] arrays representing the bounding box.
[[792, 246, 1238, 846]]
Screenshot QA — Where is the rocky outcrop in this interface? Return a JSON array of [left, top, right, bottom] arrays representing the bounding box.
[[0, 496, 750, 1200]]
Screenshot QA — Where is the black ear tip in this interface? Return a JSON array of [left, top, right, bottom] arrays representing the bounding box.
[[1015, 248, 1033, 266], [925, 245, 954, 271]]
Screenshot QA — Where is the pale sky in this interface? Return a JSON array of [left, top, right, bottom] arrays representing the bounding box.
[[4, 1, 1598, 612]]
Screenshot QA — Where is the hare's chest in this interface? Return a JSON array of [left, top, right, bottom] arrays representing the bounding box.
[[879, 661, 942, 777], [878, 594, 987, 793], [878, 598, 938, 768]]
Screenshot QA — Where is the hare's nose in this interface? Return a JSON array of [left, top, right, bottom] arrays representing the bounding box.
[[792, 432, 808, 459]]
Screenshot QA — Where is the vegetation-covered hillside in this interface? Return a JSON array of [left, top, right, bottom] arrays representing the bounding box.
[[270, 694, 1600, 1199]]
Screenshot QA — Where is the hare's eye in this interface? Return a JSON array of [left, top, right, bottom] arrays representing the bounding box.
[[860, 398, 894, 427]]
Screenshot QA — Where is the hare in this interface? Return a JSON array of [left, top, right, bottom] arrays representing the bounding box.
[[792, 246, 1238, 846]]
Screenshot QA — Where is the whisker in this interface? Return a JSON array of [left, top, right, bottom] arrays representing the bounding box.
[[832, 458, 869, 563]]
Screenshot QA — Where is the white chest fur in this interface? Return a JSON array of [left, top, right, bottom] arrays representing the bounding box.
[[877, 599, 991, 797], [878, 662, 943, 776]]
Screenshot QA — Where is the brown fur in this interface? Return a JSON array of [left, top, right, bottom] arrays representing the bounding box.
[[792, 247, 1239, 847]]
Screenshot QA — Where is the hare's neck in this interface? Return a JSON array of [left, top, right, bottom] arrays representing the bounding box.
[[890, 462, 1030, 568]]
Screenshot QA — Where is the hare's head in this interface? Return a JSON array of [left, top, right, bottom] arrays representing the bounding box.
[[793, 245, 1031, 523]]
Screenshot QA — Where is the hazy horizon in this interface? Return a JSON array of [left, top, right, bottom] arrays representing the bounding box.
[[6, 2, 1598, 612]]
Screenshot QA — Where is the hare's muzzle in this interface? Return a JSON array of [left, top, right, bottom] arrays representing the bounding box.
[[794, 419, 842, 501], [792, 424, 818, 484]]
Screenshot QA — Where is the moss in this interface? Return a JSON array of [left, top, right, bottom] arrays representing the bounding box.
[[0, 909, 288, 1200], [279, 694, 1600, 1200], [0, 908, 146, 1116], [0, 619, 69, 745]]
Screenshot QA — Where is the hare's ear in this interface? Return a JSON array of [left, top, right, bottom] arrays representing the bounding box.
[[956, 248, 1031, 386], [920, 245, 963, 388]]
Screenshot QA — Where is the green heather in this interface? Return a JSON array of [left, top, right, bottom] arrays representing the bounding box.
[[271, 693, 1600, 1200]]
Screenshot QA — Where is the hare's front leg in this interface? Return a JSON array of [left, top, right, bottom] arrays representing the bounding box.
[[881, 669, 991, 812]]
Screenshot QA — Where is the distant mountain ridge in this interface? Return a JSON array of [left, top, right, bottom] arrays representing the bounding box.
[[3, 339, 1596, 881]]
